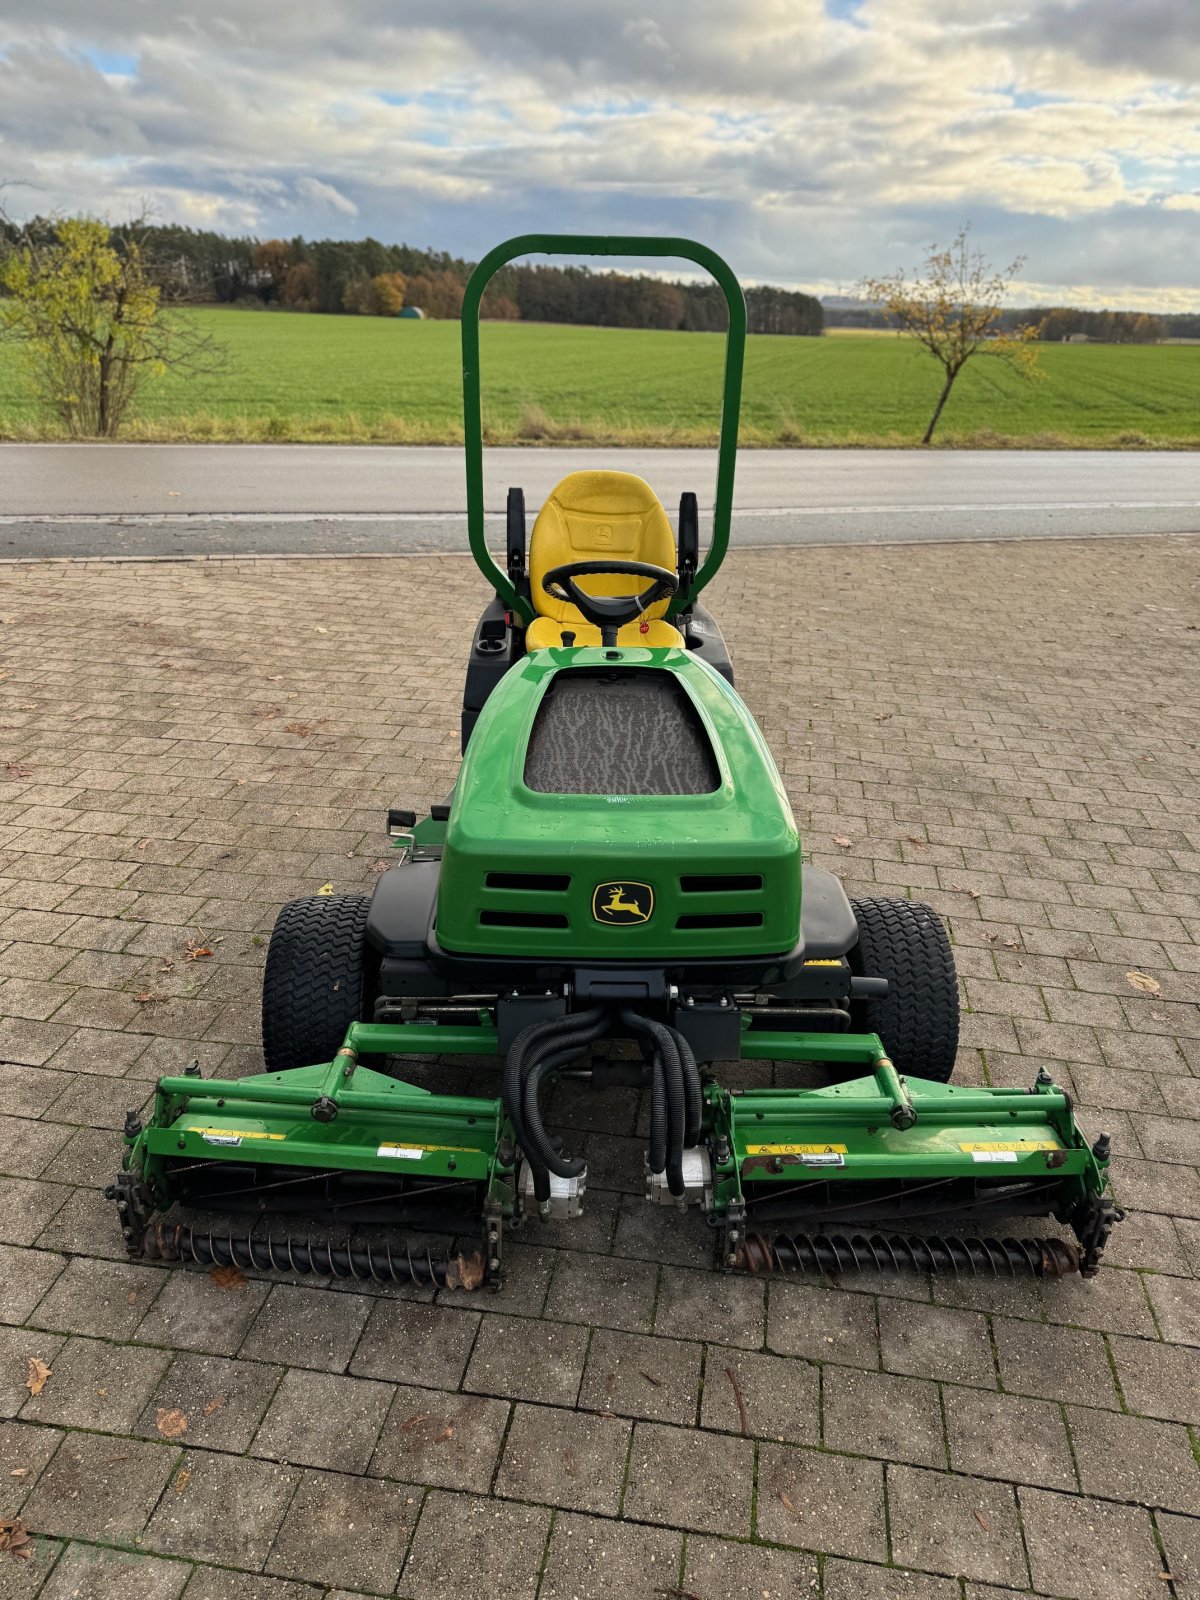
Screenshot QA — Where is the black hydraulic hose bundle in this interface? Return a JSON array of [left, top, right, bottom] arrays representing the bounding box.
[[503, 1007, 611, 1203], [620, 1007, 702, 1197], [501, 1005, 705, 1203]]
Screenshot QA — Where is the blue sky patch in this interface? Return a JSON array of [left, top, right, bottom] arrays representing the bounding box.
[[79, 46, 138, 76]]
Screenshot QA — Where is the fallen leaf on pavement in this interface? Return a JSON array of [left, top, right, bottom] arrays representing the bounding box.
[[973, 1508, 990, 1532], [832, 834, 852, 848], [173, 1468, 191, 1494], [184, 939, 213, 961], [284, 722, 312, 736], [209, 1265, 246, 1291], [316, 882, 334, 895], [202, 1394, 227, 1417], [24, 1358, 51, 1397], [1126, 971, 1161, 995], [0, 1517, 32, 1559], [156, 1407, 189, 1439], [778, 1490, 798, 1516], [8, 1468, 31, 1479]]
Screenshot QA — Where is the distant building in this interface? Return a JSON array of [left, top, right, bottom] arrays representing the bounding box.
[[1065, 332, 1090, 343], [398, 306, 426, 320]]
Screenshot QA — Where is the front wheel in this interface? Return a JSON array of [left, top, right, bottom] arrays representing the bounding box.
[[262, 894, 373, 1072], [848, 896, 960, 1082]]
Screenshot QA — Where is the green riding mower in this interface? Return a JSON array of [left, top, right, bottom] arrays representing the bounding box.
[[111, 235, 1122, 1289]]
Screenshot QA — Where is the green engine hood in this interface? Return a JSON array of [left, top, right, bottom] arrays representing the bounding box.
[[435, 645, 801, 961]]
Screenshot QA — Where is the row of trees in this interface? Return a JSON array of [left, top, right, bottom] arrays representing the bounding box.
[[829, 296, 1197, 342], [1, 218, 823, 334], [1028, 306, 1173, 343], [246, 237, 823, 333]]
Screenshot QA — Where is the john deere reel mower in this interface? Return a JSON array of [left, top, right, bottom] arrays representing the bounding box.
[[111, 235, 1122, 1288]]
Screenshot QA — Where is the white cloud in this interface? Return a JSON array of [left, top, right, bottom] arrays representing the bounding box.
[[295, 176, 358, 216], [0, 0, 1196, 305]]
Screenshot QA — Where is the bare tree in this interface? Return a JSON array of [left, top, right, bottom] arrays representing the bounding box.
[[0, 207, 224, 438], [860, 228, 1039, 444]]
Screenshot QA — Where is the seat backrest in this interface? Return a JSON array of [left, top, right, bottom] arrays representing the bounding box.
[[528, 471, 677, 625]]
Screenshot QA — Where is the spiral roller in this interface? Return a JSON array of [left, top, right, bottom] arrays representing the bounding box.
[[142, 1223, 488, 1289], [735, 1230, 1081, 1279]]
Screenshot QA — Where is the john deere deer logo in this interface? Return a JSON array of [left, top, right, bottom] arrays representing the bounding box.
[[593, 881, 654, 925]]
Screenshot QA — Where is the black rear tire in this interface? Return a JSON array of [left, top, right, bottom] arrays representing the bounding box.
[[262, 894, 372, 1072], [848, 896, 960, 1082]]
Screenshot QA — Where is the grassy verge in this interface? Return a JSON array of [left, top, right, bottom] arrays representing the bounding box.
[[0, 413, 1193, 449]]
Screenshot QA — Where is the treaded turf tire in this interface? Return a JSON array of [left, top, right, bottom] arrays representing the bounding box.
[[262, 893, 372, 1072], [848, 895, 960, 1083]]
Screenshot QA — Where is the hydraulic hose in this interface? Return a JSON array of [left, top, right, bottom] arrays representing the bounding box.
[[502, 1004, 705, 1207], [503, 1008, 603, 1151], [503, 1007, 609, 1203], [646, 1039, 668, 1175], [620, 1008, 703, 1198]]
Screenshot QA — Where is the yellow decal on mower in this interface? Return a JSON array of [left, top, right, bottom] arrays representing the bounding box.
[[747, 1143, 849, 1156], [959, 1141, 1060, 1152], [187, 1127, 285, 1145], [377, 1142, 483, 1159]]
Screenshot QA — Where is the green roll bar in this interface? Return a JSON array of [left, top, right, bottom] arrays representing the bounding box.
[[460, 234, 747, 623]]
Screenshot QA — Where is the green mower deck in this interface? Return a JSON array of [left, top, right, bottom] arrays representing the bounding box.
[[114, 1019, 1120, 1285]]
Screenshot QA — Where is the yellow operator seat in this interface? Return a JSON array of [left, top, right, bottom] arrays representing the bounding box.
[[524, 470, 685, 650]]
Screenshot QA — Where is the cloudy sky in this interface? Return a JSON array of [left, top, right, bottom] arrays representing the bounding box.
[[2, 0, 1198, 308]]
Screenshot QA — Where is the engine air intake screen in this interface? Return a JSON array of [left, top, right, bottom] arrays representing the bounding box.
[[523, 669, 720, 796], [485, 871, 571, 891]]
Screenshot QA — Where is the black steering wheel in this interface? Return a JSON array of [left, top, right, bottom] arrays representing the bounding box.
[[541, 559, 678, 647]]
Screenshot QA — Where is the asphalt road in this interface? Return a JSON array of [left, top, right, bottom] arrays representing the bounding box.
[[1, 443, 1197, 559]]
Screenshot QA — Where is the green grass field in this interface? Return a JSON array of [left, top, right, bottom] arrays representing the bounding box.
[[1, 308, 1196, 446]]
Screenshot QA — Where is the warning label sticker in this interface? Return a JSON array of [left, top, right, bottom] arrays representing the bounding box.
[[747, 1144, 849, 1156], [959, 1141, 1060, 1153], [188, 1127, 285, 1144], [746, 1143, 847, 1168], [376, 1142, 482, 1160]]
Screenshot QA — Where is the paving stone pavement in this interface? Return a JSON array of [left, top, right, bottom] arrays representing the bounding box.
[[0, 536, 1198, 1600]]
